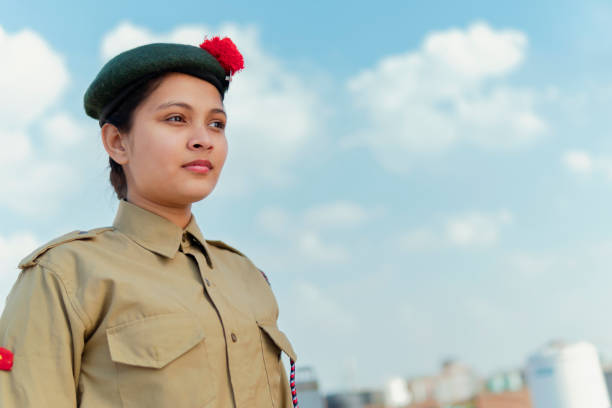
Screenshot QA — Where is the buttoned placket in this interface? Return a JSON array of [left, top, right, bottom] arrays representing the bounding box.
[[179, 233, 245, 407]]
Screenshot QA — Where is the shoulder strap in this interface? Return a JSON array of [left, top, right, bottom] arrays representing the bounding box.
[[18, 227, 113, 269], [205, 240, 246, 258], [205, 240, 270, 286]]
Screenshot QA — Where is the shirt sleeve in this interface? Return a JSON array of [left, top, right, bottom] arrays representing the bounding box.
[[0, 263, 86, 407]]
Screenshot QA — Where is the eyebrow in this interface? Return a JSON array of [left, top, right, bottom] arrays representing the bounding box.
[[210, 108, 227, 117], [155, 101, 226, 117]]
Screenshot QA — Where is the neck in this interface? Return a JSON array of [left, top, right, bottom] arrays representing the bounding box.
[[125, 193, 192, 229]]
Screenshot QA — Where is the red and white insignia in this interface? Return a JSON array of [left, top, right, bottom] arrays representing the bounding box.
[[0, 347, 14, 371]]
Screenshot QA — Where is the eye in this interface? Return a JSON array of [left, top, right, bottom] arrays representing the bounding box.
[[166, 114, 185, 123], [209, 120, 226, 129]]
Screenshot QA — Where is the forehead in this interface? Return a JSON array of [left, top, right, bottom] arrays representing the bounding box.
[[144, 72, 224, 110]]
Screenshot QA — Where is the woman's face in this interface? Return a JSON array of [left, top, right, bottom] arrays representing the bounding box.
[[121, 72, 228, 207]]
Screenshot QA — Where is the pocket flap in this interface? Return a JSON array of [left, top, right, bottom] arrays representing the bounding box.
[[257, 321, 297, 362], [107, 313, 205, 369]]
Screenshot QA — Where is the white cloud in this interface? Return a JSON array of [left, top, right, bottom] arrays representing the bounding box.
[[445, 210, 513, 247], [346, 22, 546, 172], [257, 200, 372, 234], [41, 112, 87, 147], [399, 209, 513, 251], [0, 232, 37, 270], [562, 150, 612, 179], [509, 252, 557, 279], [292, 281, 357, 333], [0, 26, 69, 127], [255, 207, 292, 236], [0, 232, 38, 311], [0, 162, 77, 214], [455, 87, 546, 148], [101, 22, 210, 62], [303, 201, 369, 229], [423, 22, 526, 78], [255, 200, 373, 264], [0, 129, 31, 165], [298, 231, 349, 263], [563, 150, 593, 174], [505, 242, 612, 282], [100, 22, 322, 195], [101, 22, 160, 61], [0, 25, 80, 215]]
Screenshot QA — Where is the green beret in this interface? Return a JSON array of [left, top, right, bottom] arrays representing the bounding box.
[[83, 43, 229, 124]]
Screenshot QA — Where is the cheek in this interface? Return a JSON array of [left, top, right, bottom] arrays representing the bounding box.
[[217, 136, 228, 166], [130, 131, 178, 179]]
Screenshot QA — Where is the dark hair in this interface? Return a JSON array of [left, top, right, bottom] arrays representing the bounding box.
[[104, 74, 166, 200]]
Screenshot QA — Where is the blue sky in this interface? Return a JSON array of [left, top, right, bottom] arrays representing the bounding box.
[[2, 0, 612, 393]]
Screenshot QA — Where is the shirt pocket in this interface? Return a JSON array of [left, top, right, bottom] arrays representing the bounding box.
[[257, 321, 297, 407], [107, 313, 215, 408]]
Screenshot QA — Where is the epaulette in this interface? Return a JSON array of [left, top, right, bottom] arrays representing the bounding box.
[[205, 240, 247, 258], [205, 240, 270, 286], [18, 227, 113, 269]]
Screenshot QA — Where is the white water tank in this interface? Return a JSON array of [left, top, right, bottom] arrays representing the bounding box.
[[526, 341, 611, 408], [384, 377, 412, 407]]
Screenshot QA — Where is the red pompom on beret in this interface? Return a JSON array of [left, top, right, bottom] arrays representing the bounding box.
[[200, 36, 244, 76]]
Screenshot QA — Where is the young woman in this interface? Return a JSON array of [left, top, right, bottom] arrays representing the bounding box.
[[0, 37, 298, 408]]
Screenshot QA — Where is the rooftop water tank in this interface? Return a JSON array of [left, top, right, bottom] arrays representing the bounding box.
[[526, 341, 611, 408]]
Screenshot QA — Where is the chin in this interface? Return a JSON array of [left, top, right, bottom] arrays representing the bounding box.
[[179, 186, 216, 204], [164, 178, 219, 205]]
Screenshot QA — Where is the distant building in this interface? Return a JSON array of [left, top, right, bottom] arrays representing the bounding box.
[[295, 366, 325, 408], [434, 360, 481, 404], [407, 375, 437, 405], [326, 392, 364, 408], [405, 360, 481, 407], [475, 389, 532, 408], [486, 370, 525, 393], [326, 390, 384, 408], [603, 365, 612, 402]]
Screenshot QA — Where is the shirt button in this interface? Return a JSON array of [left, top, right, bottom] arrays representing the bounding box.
[[204, 278, 211, 287], [231, 333, 238, 343]]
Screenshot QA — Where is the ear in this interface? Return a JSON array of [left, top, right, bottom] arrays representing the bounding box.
[[101, 123, 129, 165]]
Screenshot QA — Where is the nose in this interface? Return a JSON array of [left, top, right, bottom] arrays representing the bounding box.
[[188, 126, 213, 151]]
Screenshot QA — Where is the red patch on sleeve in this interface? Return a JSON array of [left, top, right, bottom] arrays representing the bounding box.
[[0, 347, 14, 371]]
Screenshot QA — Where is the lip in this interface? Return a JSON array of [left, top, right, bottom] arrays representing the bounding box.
[[182, 159, 213, 174]]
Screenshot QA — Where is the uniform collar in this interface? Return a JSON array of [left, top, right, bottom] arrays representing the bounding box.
[[113, 200, 210, 260]]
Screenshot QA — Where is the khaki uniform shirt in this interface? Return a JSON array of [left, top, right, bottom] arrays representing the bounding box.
[[0, 200, 297, 408]]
